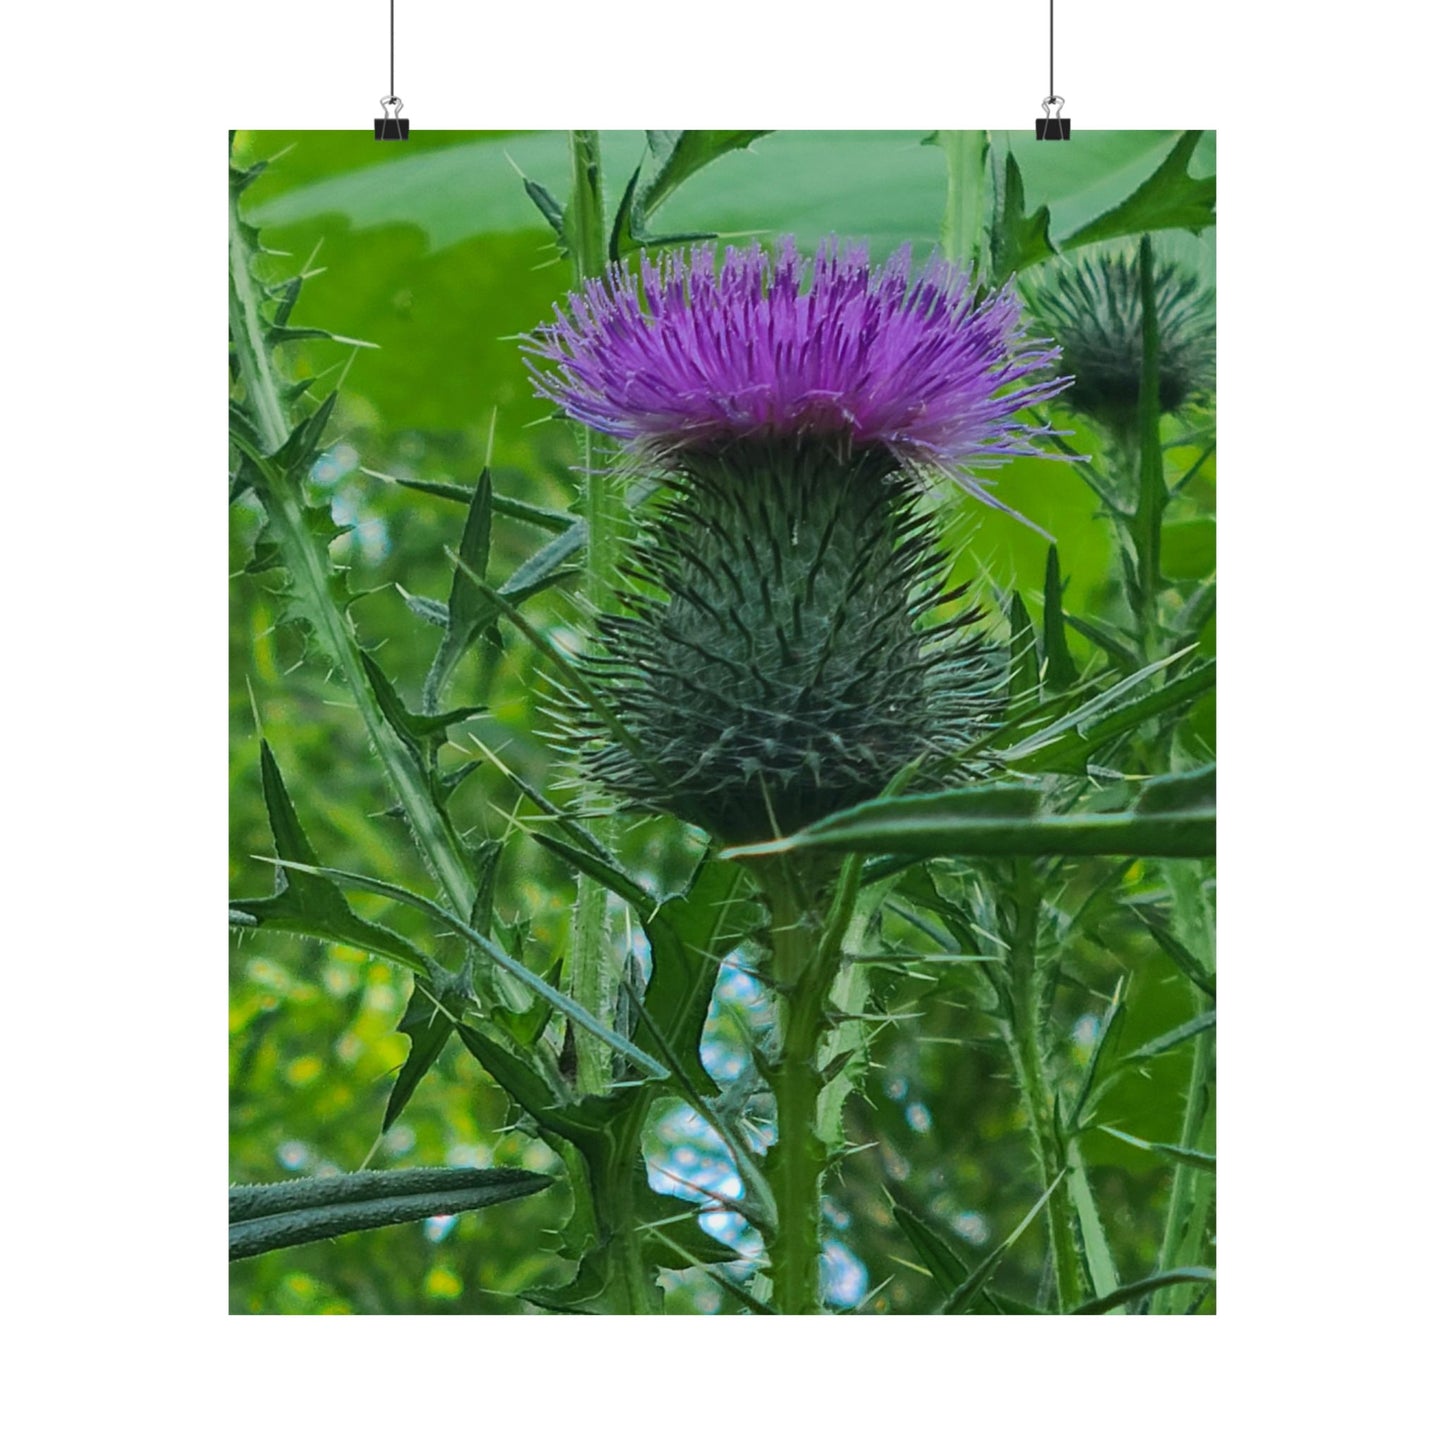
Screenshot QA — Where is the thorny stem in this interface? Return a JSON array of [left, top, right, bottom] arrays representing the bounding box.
[[603, 1106, 661, 1314], [1156, 1023, 1214, 1309], [564, 129, 621, 1098], [1119, 234, 1215, 1310], [939, 130, 991, 279], [1002, 860, 1089, 1313], [754, 858, 847, 1314], [1153, 852, 1216, 1313], [1128, 236, 1167, 657], [555, 132, 662, 1315], [228, 186, 477, 922]]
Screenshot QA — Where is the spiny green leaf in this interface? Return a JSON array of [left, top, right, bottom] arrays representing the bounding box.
[[1064, 132, 1215, 251], [265, 324, 379, 351], [230, 158, 268, 194], [397, 587, 451, 629], [229, 743, 435, 978], [611, 130, 771, 258], [1136, 907, 1216, 998], [538, 832, 754, 1099], [269, 276, 302, 328], [229, 400, 264, 457], [997, 655, 1216, 775], [520, 1247, 616, 1314], [938, 1172, 1064, 1314], [471, 736, 619, 869], [990, 150, 1055, 277], [725, 767, 1216, 863], [385, 474, 475, 505], [1041, 545, 1080, 690], [1065, 1137, 1121, 1301], [470, 839, 503, 936], [495, 517, 587, 594], [643, 856, 756, 1098], [381, 470, 574, 533], [271, 391, 338, 476], [523, 176, 567, 243], [1064, 611, 1138, 671], [456, 1023, 565, 1132], [228, 1167, 551, 1260], [452, 554, 664, 790], [1070, 1266, 1215, 1315], [978, 1291, 1046, 1315], [535, 832, 653, 914], [449, 469, 494, 632], [892, 1203, 971, 1293], [422, 469, 496, 709], [1097, 1126, 1216, 1173], [1007, 592, 1041, 708], [1115, 1008, 1216, 1067], [380, 760, 483, 818], [455, 1024, 636, 1166], [618, 960, 776, 1235], [493, 955, 562, 1050], [639, 1210, 744, 1271], [1067, 977, 1127, 1131], [383, 968, 471, 1130], [1169, 579, 1217, 646], [272, 859, 669, 1079], [357, 650, 487, 763]]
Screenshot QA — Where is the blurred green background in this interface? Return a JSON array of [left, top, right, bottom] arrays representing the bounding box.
[[229, 130, 1215, 1313]]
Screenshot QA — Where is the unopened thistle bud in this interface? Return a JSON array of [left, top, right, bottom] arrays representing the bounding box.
[[1025, 248, 1215, 436], [526, 238, 1070, 845]]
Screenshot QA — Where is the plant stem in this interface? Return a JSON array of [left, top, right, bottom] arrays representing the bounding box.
[[755, 859, 844, 1314], [815, 882, 887, 1149], [1155, 1026, 1214, 1311], [601, 1107, 661, 1314], [228, 190, 476, 921], [1153, 848, 1216, 1313], [1128, 235, 1167, 654], [1119, 253, 1216, 1310], [563, 129, 620, 1097], [938, 130, 991, 278], [1002, 860, 1088, 1313], [567, 130, 608, 282]]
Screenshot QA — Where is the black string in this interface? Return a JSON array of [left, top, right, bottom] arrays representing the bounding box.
[[1049, 0, 1055, 100], [390, 0, 395, 99]]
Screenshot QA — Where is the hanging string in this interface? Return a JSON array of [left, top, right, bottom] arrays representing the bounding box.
[[390, 0, 395, 101], [1036, 1, 1070, 139], [1051, 0, 1063, 103], [375, 0, 409, 138]]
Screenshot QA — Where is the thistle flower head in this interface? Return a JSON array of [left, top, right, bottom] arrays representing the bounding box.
[[1025, 249, 1215, 434], [525, 239, 1064, 845], [526, 237, 1067, 501]]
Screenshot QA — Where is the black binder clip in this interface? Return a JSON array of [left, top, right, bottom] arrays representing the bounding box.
[[1035, 96, 1071, 140], [374, 96, 409, 141]]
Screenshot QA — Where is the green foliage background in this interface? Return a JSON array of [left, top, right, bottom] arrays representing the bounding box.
[[229, 129, 1215, 1314]]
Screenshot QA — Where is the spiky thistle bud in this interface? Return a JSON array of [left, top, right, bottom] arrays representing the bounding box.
[[1024, 248, 1215, 436], [526, 238, 1069, 845]]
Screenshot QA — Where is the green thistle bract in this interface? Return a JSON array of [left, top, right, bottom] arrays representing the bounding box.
[[584, 440, 996, 844]]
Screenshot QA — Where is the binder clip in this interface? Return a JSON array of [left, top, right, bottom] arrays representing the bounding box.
[[374, 96, 409, 141], [1035, 96, 1071, 140]]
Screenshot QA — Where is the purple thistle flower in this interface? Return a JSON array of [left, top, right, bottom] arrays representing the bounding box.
[[525, 236, 1068, 514], [523, 236, 1074, 844]]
